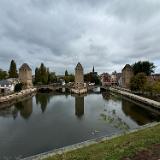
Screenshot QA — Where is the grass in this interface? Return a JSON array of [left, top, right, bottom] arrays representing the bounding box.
[[44, 123, 160, 160]]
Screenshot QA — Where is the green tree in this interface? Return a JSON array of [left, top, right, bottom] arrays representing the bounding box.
[[48, 72, 57, 83], [14, 83, 23, 92], [0, 69, 8, 80], [153, 80, 160, 94], [130, 73, 147, 92], [65, 70, 69, 76], [8, 60, 18, 78], [132, 61, 155, 76], [34, 63, 56, 85], [39, 63, 48, 84]]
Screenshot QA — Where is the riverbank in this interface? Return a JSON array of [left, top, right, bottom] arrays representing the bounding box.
[[44, 123, 160, 160], [109, 87, 160, 109], [0, 88, 37, 109], [22, 122, 160, 160]]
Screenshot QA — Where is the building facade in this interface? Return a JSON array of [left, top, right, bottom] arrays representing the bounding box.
[[19, 63, 33, 89], [100, 73, 111, 86], [122, 64, 134, 89], [0, 78, 19, 95]]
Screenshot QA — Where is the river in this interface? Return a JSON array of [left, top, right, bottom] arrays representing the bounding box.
[[0, 90, 160, 159]]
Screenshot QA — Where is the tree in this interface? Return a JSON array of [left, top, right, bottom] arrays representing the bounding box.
[[8, 60, 18, 78], [39, 63, 48, 84], [14, 83, 23, 92], [132, 61, 155, 76], [65, 70, 68, 76], [0, 69, 8, 80], [130, 73, 147, 92], [48, 72, 57, 83], [153, 80, 160, 94], [34, 63, 56, 85]]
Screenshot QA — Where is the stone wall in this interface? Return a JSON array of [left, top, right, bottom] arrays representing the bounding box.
[[19, 69, 33, 89], [122, 64, 134, 89]]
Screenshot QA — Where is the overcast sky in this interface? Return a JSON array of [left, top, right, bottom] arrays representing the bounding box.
[[0, 0, 160, 74]]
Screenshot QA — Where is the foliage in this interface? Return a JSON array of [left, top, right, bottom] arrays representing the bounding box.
[[8, 60, 18, 78], [64, 74, 75, 83], [132, 61, 155, 76], [0, 69, 8, 80], [14, 83, 23, 92], [152, 80, 160, 94], [65, 70, 69, 76], [44, 124, 160, 160], [130, 73, 147, 92], [84, 72, 100, 85], [48, 72, 57, 83], [35, 63, 57, 85]]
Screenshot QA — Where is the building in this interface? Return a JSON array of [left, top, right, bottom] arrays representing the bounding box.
[[0, 78, 19, 95], [122, 64, 134, 89], [75, 62, 84, 89], [100, 73, 111, 86], [71, 62, 87, 94], [92, 66, 98, 77], [111, 71, 118, 85], [19, 63, 33, 89]]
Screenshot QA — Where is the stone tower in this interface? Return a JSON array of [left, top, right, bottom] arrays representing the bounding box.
[[122, 64, 134, 89], [19, 63, 33, 89], [75, 62, 84, 89]]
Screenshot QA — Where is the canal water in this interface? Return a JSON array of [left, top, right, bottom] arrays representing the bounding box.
[[0, 90, 160, 159]]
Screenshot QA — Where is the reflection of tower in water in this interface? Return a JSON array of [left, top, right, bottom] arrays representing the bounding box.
[[14, 98, 33, 119], [75, 96, 84, 118]]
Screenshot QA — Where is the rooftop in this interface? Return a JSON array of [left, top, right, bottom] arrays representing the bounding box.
[[19, 63, 32, 71]]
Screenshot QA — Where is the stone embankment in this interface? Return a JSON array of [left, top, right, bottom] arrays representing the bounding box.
[[109, 87, 160, 109], [71, 88, 87, 94], [0, 88, 37, 109]]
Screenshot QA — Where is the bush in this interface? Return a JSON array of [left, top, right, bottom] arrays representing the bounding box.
[[14, 83, 23, 92], [130, 73, 147, 92]]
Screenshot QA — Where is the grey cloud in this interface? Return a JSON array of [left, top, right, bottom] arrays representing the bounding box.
[[0, 0, 160, 74]]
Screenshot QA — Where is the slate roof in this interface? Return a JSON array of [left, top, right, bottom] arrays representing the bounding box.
[[75, 62, 83, 70], [0, 80, 12, 87], [19, 63, 31, 71], [122, 64, 132, 71]]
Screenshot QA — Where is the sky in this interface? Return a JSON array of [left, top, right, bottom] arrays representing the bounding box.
[[0, 0, 160, 75]]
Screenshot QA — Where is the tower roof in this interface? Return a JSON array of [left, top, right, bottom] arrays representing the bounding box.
[[122, 64, 132, 71], [75, 62, 83, 70], [19, 63, 32, 71]]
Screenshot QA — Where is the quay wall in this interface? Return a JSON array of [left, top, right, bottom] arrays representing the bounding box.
[[109, 87, 160, 109], [0, 88, 37, 109]]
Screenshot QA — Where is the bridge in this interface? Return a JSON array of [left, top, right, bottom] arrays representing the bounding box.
[[36, 83, 71, 92], [36, 83, 99, 92]]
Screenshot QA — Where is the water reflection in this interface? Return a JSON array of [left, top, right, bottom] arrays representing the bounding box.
[[75, 96, 84, 118], [122, 98, 160, 125], [36, 93, 50, 113], [14, 98, 33, 119]]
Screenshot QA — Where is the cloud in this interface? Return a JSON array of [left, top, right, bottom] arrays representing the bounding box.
[[0, 0, 160, 74]]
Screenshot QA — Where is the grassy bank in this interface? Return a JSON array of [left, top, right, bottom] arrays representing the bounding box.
[[44, 123, 160, 160]]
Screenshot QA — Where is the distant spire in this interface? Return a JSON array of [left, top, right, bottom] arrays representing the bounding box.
[[92, 66, 95, 73]]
